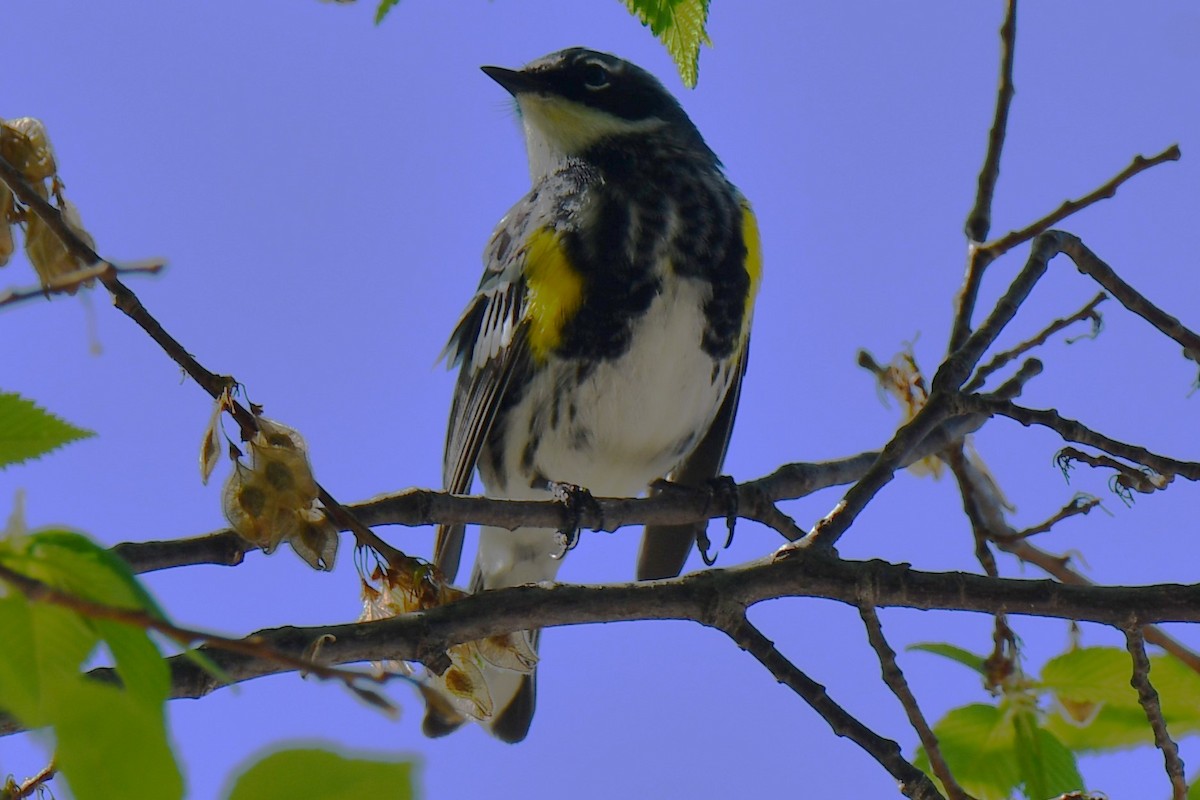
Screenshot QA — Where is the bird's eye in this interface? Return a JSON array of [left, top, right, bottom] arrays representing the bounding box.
[[582, 63, 610, 90]]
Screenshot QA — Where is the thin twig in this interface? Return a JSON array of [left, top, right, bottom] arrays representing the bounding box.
[[6, 761, 56, 800], [964, 292, 1106, 393], [952, 0, 1019, 353], [962, 394, 1200, 481], [859, 604, 971, 800], [981, 146, 1182, 262], [0, 153, 405, 566], [0, 259, 165, 309], [965, 0, 1018, 244], [1000, 495, 1101, 541], [1056, 232, 1200, 366], [1123, 626, 1188, 800], [950, 144, 1179, 354], [1056, 447, 1169, 498], [722, 610, 945, 800]]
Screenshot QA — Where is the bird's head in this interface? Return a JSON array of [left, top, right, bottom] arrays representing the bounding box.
[[483, 48, 713, 178]]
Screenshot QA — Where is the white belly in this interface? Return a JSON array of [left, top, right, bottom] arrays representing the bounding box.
[[524, 276, 731, 498]]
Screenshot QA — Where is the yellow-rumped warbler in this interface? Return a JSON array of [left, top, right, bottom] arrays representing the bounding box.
[[430, 47, 762, 742]]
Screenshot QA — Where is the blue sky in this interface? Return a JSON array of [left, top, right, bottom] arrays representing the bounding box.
[[4, 1, 1200, 797]]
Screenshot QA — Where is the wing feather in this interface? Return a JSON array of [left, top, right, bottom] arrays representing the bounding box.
[[434, 279, 531, 581]]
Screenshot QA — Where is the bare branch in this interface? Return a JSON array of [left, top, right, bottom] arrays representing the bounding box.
[[965, 0, 1018, 244], [950, 145, 1179, 354], [0, 259, 165, 309], [860, 604, 971, 800], [5, 761, 56, 800], [0, 153, 406, 566], [1002, 495, 1101, 541], [1124, 626, 1188, 800], [1056, 447, 1168, 498], [981, 146, 1182, 261], [722, 610, 945, 800], [964, 292, 1106, 393], [961, 394, 1200, 481], [952, 0, 1019, 352]]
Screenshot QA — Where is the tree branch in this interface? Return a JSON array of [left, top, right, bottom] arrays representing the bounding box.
[[860, 604, 970, 800], [1124, 626, 1188, 800], [953, 0, 1019, 352], [11, 550, 1200, 738], [722, 610, 945, 800]]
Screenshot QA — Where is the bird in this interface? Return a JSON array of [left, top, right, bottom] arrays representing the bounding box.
[[429, 46, 762, 742]]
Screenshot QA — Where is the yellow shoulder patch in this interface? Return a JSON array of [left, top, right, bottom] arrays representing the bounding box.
[[524, 227, 584, 362], [740, 201, 764, 330]]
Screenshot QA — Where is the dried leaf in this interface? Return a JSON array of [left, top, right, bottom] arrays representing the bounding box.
[[287, 507, 338, 571], [0, 189, 14, 267], [199, 394, 225, 485], [476, 631, 538, 674], [0, 117, 57, 182], [23, 198, 96, 292]]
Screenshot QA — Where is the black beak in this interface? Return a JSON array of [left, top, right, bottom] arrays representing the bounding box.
[[481, 65, 544, 97]]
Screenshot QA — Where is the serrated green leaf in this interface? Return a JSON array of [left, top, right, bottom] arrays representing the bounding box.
[[374, 0, 401, 24], [620, 0, 711, 87], [0, 391, 94, 468], [1012, 708, 1084, 799], [224, 747, 416, 800], [909, 642, 988, 674]]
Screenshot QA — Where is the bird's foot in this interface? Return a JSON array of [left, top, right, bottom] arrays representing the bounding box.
[[547, 481, 602, 559]]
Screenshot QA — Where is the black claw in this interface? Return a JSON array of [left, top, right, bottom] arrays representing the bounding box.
[[697, 527, 718, 566], [548, 481, 602, 558], [707, 475, 739, 550]]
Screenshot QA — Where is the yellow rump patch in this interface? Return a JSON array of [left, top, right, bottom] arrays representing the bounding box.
[[524, 227, 584, 362], [740, 201, 764, 333]]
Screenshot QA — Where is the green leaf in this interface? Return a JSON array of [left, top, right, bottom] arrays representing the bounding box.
[[0, 527, 183, 798], [917, 704, 1021, 800], [225, 747, 416, 800], [374, 0, 401, 24], [0, 391, 94, 468], [1040, 647, 1143, 708], [621, 0, 712, 87], [1012, 707, 1084, 799], [908, 642, 988, 674], [1044, 703, 1155, 752], [52, 677, 182, 800], [0, 592, 98, 724], [1040, 646, 1200, 747]]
